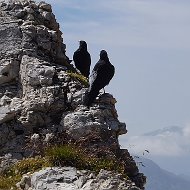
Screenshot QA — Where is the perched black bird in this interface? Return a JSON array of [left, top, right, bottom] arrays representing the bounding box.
[[73, 40, 91, 78], [84, 50, 115, 107]]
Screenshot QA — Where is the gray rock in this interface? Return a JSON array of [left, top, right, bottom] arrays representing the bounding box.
[[38, 2, 52, 12], [0, 59, 20, 85], [17, 167, 141, 190], [0, 153, 18, 174], [61, 94, 127, 139], [0, 0, 68, 151], [0, 20, 22, 57], [17, 174, 31, 190], [0, 105, 15, 124], [0, 123, 10, 147], [20, 55, 55, 87], [0, 95, 12, 106]]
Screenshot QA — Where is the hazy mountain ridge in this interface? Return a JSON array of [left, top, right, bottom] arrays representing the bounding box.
[[135, 156, 190, 190], [141, 126, 190, 189]]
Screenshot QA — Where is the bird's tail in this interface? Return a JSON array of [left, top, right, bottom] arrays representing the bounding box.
[[83, 89, 99, 107]]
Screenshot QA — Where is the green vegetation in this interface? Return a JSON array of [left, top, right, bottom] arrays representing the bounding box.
[[88, 158, 124, 174], [13, 157, 51, 175], [45, 145, 87, 169], [46, 145, 125, 174], [0, 145, 127, 189], [67, 71, 89, 87], [0, 157, 51, 190]]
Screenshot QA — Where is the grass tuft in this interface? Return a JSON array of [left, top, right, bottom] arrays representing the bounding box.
[[87, 158, 124, 174], [67, 71, 89, 87], [14, 157, 51, 175], [0, 157, 50, 190], [45, 145, 125, 175], [45, 145, 87, 169], [0, 145, 127, 189]]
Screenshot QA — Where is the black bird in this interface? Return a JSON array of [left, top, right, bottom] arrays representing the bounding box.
[[84, 50, 115, 107], [73, 40, 91, 78]]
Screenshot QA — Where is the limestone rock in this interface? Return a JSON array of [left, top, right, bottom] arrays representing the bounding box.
[[38, 1, 52, 12], [0, 153, 18, 174], [0, 0, 70, 154], [61, 94, 127, 140], [0, 59, 20, 85], [17, 167, 141, 190]]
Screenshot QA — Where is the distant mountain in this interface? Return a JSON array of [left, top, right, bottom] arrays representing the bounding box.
[[134, 156, 190, 190], [143, 126, 183, 136]]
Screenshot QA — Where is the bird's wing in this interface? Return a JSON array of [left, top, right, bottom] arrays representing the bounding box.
[[89, 70, 97, 91]]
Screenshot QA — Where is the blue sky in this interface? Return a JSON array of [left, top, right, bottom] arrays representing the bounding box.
[[44, 0, 190, 174], [46, 0, 190, 133]]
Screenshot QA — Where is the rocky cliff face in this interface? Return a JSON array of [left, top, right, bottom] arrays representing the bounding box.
[[0, 0, 146, 189]]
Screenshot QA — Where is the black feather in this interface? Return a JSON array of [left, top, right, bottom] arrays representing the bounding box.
[[73, 40, 91, 78], [84, 50, 115, 107]]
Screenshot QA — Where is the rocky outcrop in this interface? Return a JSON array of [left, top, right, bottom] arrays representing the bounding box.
[[61, 94, 127, 140], [17, 167, 141, 190], [0, 0, 146, 189], [0, 0, 73, 156]]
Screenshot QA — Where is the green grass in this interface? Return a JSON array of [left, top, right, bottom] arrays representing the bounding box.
[[0, 145, 127, 189], [45, 145, 125, 175], [0, 157, 51, 190], [0, 176, 21, 190], [13, 157, 51, 175], [45, 145, 87, 169], [67, 71, 89, 87], [88, 158, 124, 174]]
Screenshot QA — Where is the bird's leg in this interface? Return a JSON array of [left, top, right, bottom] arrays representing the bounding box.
[[103, 88, 105, 94]]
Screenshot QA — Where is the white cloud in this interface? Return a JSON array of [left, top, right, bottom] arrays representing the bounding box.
[[183, 124, 190, 137], [46, 0, 190, 49], [4, 0, 188, 49], [119, 126, 190, 157]]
